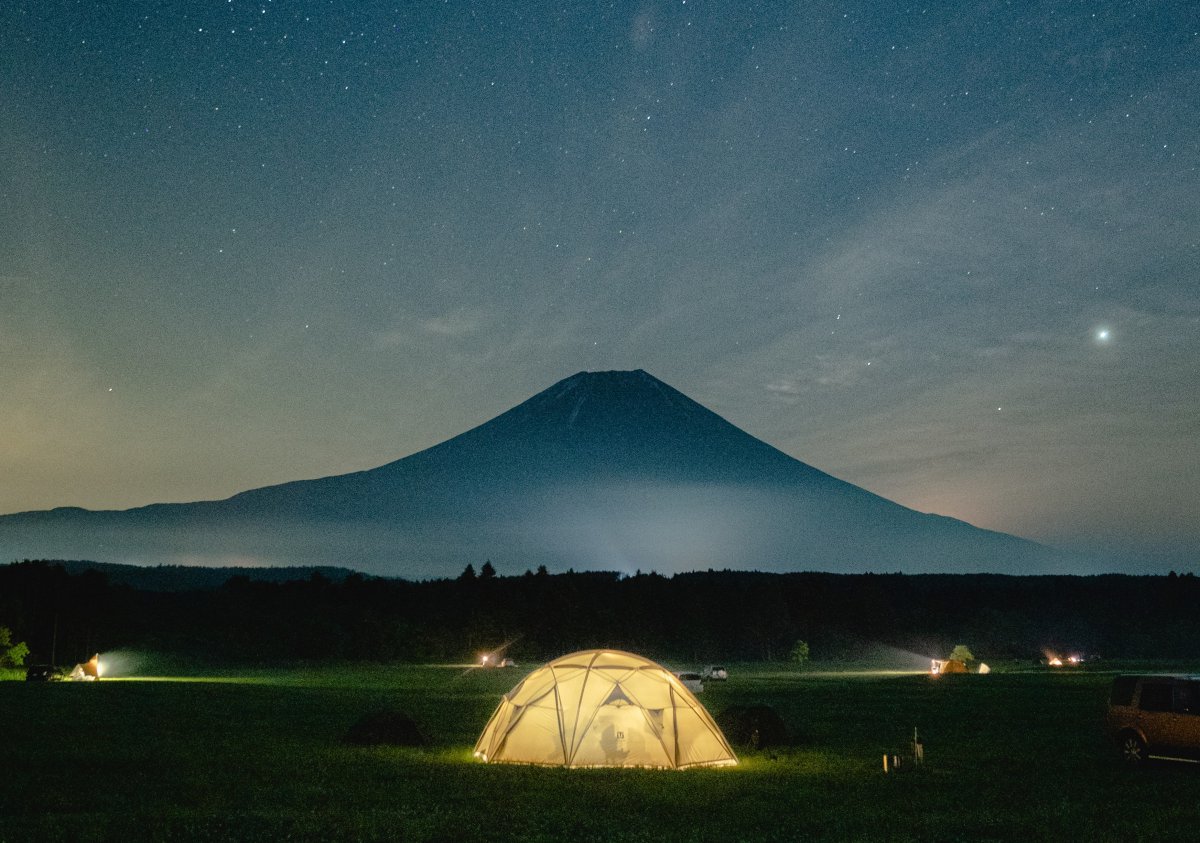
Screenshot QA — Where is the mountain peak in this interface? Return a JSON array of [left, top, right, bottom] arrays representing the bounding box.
[[541, 369, 664, 405], [558, 368, 653, 385], [399, 368, 823, 487]]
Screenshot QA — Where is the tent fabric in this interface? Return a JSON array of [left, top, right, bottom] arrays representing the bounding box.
[[474, 649, 738, 769], [69, 655, 101, 681]]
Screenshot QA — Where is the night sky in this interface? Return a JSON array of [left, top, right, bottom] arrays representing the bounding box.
[[2, 2, 1196, 568]]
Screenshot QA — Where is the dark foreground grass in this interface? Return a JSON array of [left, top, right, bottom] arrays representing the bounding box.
[[4, 663, 1199, 842]]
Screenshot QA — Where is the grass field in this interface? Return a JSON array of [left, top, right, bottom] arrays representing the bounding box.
[[4, 661, 1199, 841]]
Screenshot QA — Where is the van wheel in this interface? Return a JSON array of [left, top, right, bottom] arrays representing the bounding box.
[[1119, 733, 1146, 766]]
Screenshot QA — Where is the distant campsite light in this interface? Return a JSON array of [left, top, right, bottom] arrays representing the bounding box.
[[1044, 649, 1086, 668], [69, 654, 103, 681], [929, 658, 971, 677], [930, 651, 987, 677]]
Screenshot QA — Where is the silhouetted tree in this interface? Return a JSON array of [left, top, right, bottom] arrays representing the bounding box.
[[790, 640, 810, 667], [949, 644, 975, 662], [0, 626, 30, 668]]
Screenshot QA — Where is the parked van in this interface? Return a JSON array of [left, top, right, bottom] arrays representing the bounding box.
[[1107, 674, 1200, 765]]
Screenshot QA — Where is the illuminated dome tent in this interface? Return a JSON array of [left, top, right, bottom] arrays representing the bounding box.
[[474, 649, 737, 769]]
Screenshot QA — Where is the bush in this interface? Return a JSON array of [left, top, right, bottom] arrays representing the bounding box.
[[790, 640, 810, 667], [949, 644, 974, 663], [0, 627, 29, 669]]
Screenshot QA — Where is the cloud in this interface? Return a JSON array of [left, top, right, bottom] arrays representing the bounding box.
[[764, 354, 873, 399], [375, 307, 490, 349]]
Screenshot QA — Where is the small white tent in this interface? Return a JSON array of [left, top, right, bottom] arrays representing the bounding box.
[[474, 649, 737, 769]]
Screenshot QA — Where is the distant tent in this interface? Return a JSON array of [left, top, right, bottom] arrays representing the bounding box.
[[474, 649, 738, 769], [931, 658, 969, 675], [69, 654, 101, 681]]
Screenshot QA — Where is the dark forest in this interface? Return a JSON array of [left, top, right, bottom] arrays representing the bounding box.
[[3, 560, 1198, 667]]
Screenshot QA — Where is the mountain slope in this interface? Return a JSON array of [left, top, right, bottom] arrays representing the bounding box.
[[0, 370, 1070, 575]]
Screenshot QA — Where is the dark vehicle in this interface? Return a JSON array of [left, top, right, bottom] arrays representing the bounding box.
[[25, 665, 61, 682], [1107, 674, 1200, 765]]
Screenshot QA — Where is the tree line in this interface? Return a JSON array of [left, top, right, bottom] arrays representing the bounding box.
[[2, 559, 1198, 667]]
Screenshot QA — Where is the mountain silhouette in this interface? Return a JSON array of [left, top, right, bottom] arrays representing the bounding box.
[[0, 369, 1069, 575]]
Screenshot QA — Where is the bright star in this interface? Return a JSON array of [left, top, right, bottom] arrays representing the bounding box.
[[1095, 327, 1111, 343]]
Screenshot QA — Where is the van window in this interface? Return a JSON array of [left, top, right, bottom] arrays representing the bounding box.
[[1139, 682, 1173, 712], [1110, 676, 1138, 707], [1174, 681, 1200, 715]]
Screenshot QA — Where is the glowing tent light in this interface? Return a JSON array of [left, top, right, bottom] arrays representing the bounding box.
[[474, 649, 737, 769], [68, 654, 102, 682], [930, 658, 968, 676]]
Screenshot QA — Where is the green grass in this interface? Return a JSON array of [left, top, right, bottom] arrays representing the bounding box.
[[4, 663, 1200, 841]]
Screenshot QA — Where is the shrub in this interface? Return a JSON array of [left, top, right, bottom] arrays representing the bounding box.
[[0, 627, 30, 669], [790, 640, 810, 666]]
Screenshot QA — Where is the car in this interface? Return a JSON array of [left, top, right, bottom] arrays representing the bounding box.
[[702, 665, 728, 681], [25, 665, 61, 682], [674, 672, 704, 693], [479, 653, 516, 668], [1107, 674, 1200, 765]]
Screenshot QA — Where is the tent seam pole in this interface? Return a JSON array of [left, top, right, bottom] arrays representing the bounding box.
[[553, 676, 568, 766], [671, 685, 681, 767], [567, 651, 600, 763]]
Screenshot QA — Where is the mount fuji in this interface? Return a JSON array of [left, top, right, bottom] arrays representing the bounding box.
[[0, 369, 1067, 576]]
